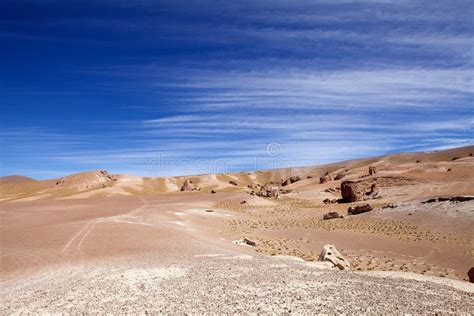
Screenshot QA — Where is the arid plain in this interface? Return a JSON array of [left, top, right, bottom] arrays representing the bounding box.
[[1, 146, 473, 313]]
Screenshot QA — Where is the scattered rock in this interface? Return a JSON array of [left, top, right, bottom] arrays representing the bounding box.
[[416, 160, 421, 163], [256, 183, 282, 198], [205, 209, 214, 213], [341, 180, 378, 202], [422, 196, 474, 204], [383, 203, 396, 209], [323, 212, 342, 220], [281, 176, 301, 186], [317, 244, 351, 270], [447, 168, 452, 172], [451, 157, 460, 161], [369, 166, 377, 175], [211, 189, 216, 194], [229, 180, 238, 186], [234, 238, 256, 247], [325, 187, 340, 193], [323, 198, 337, 204], [240, 200, 247, 204], [347, 204, 373, 215], [306, 175, 313, 179]]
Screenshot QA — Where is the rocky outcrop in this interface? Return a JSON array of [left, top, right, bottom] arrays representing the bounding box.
[[347, 204, 373, 215], [281, 176, 301, 186], [334, 173, 345, 180], [323, 212, 342, 220], [320, 173, 332, 184], [317, 244, 351, 270], [340, 180, 378, 202], [180, 180, 195, 192], [54, 170, 117, 190], [256, 183, 282, 198], [369, 166, 377, 175]]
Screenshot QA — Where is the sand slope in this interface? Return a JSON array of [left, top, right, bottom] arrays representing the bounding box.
[[1, 145, 473, 313]]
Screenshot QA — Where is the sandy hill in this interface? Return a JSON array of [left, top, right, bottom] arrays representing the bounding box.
[[0, 175, 36, 184], [1, 145, 473, 202]]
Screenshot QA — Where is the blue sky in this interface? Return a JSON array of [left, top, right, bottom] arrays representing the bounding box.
[[1, 0, 473, 179]]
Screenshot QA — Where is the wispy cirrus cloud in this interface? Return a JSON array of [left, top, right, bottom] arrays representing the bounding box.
[[1, 0, 472, 178]]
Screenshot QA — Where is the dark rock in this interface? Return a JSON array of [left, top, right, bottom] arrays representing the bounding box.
[[281, 176, 301, 186], [422, 196, 474, 204], [334, 173, 345, 180], [348, 204, 373, 215], [211, 189, 216, 194], [323, 212, 342, 220], [323, 198, 337, 204], [369, 166, 377, 175], [240, 200, 247, 204], [451, 157, 460, 161], [229, 180, 238, 186], [468, 267, 474, 283], [237, 238, 256, 247]]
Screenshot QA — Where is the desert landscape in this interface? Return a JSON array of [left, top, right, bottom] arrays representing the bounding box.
[[1, 145, 473, 313]]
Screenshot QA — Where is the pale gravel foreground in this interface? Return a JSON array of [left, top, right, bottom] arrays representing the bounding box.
[[2, 255, 473, 314]]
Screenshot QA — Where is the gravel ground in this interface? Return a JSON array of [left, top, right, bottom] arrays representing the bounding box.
[[2, 254, 473, 314]]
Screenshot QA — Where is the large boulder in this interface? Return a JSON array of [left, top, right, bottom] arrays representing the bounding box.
[[317, 244, 351, 270], [281, 176, 301, 187], [348, 204, 373, 215], [341, 180, 378, 202]]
